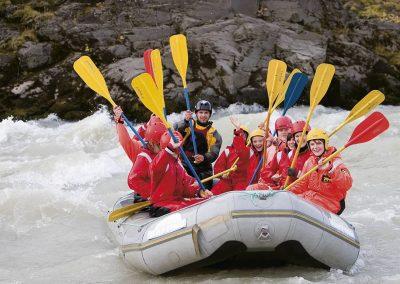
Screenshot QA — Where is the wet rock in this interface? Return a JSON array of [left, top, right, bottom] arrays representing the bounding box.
[[17, 41, 53, 70]]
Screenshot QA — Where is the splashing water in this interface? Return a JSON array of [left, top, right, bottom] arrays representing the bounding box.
[[0, 104, 399, 283]]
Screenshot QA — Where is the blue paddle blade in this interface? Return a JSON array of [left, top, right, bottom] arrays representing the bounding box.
[[283, 73, 308, 115]]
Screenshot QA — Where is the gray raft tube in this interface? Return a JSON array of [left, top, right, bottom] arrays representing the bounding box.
[[109, 190, 360, 275]]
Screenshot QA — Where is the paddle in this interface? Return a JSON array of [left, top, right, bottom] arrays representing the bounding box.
[[108, 157, 239, 221], [170, 34, 198, 155], [202, 157, 240, 183], [143, 49, 154, 80], [249, 67, 306, 185], [283, 63, 335, 188], [270, 69, 300, 114], [285, 112, 389, 190], [329, 90, 385, 137], [261, 59, 287, 167], [131, 73, 206, 190], [73, 56, 147, 147], [108, 201, 151, 222]]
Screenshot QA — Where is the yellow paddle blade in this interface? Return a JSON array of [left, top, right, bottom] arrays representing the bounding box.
[[309, 63, 335, 110], [271, 68, 301, 113], [266, 59, 287, 111], [73, 56, 116, 107], [345, 90, 385, 124], [329, 90, 385, 137], [170, 34, 188, 88], [108, 201, 151, 222], [150, 49, 165, 109], [131, 73, 170, 127]]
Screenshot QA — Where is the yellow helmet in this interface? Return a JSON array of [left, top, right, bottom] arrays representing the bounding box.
[[240, 125, 250, 137], [306, 128, 329, 149], [247, 128, 265, 145]]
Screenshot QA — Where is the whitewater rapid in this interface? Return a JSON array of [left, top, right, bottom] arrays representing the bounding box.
[[0, 104, 399, 283]]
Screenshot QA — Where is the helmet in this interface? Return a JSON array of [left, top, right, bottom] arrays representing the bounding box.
[[239, 125, 249, 137], [292, 120, 311, 134], [247, 128, 265, 144], [306, 128, 329, 149], [145, 119, 167, 143], [160, 131, 183, 150], [275, 116, 293, 131], [195, 100, 212, 114]]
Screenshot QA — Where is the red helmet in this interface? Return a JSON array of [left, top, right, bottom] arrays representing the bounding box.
[[275, 116, 293, 131], [292, 120, 311, 134], [145, 119, 167, 143], [160, 131, 183, 150], [146, 115, 161, 127]]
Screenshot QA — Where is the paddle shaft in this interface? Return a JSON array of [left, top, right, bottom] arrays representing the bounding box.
[[285, 146, 346, 190], [167, 128, 206, 190], [183, 88, 198, 155], [121, 113, 147, 147], [283, 110, 312, 188], [201, 158, 238, 183]]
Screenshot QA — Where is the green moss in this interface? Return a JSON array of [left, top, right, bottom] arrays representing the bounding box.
[[0, 29, 37, 51], [374, 44, 400, 67], [11, 5, 54, 26], [343, 0, 400, 24]]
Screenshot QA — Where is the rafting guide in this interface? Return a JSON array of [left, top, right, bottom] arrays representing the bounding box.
[[70, 32, 391, 276]]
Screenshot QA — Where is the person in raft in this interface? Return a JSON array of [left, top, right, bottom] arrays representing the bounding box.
[[246, 132, 291, 190], [289, 129, 352, 215], [127, 117, 167, 201], [149, 131, 213, 217], [211, 117, 250, 195], [113, 105, 148, 164], [245, 128, 273, 186], [174, 100, 222, 189], [287, 120, 313, 181]]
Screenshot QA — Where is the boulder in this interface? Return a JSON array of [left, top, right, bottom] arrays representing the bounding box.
[[17, 41, 53, 70]]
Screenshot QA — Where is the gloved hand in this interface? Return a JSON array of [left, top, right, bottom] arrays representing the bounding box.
[[169, 136, 182, 149], [271, 173, 281, 182], [199, 189, 213, 198], [287, 167, 298, 178], [317, 159, 331, 171], [113, 106, 124, 123], [221, 172, 230, 179]]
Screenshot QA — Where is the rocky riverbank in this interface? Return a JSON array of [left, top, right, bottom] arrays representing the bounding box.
[[0, 0, 399, 121]]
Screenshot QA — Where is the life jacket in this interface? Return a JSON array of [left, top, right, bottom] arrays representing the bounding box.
[[127, 148, 156, 198], [150, 147, 204, 212], [289, 147, 353, 214], [288, 146, 312, 177], [258, 150, 290, 188], [212, 130, 249, 194]]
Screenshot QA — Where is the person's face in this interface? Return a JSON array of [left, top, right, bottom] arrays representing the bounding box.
[[251, 136, 264, 152], [277, 128, 290, 142], [294, 132, 307, 147], [196, 110, 211, 123], [309, 140, 325, 157], [148, 142, 161, 154], [287, 137, 295, 150]]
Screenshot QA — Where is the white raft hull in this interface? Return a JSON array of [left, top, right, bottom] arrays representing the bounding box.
[[108, 190, 360, 275]]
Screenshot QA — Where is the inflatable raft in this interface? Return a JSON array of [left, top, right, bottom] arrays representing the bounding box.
[[107, 190, 360, 275]]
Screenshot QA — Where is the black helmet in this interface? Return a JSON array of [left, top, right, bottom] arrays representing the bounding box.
[[195, 100, 212, 114]]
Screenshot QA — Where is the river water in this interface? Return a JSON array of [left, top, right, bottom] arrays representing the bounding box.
[[0, 104, 399, 283]]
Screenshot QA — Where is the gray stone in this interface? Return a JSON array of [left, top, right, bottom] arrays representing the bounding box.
[[107, 45, 131, 59], [104, 57, 144, 90], [17, 41, 53, 70]]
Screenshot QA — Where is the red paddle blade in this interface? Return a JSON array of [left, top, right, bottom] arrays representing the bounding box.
[[345, 112, 389, 147], [143, 49, 154, 79]]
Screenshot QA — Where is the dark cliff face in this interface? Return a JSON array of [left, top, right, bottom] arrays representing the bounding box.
[[0, 0, 399, 121]]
